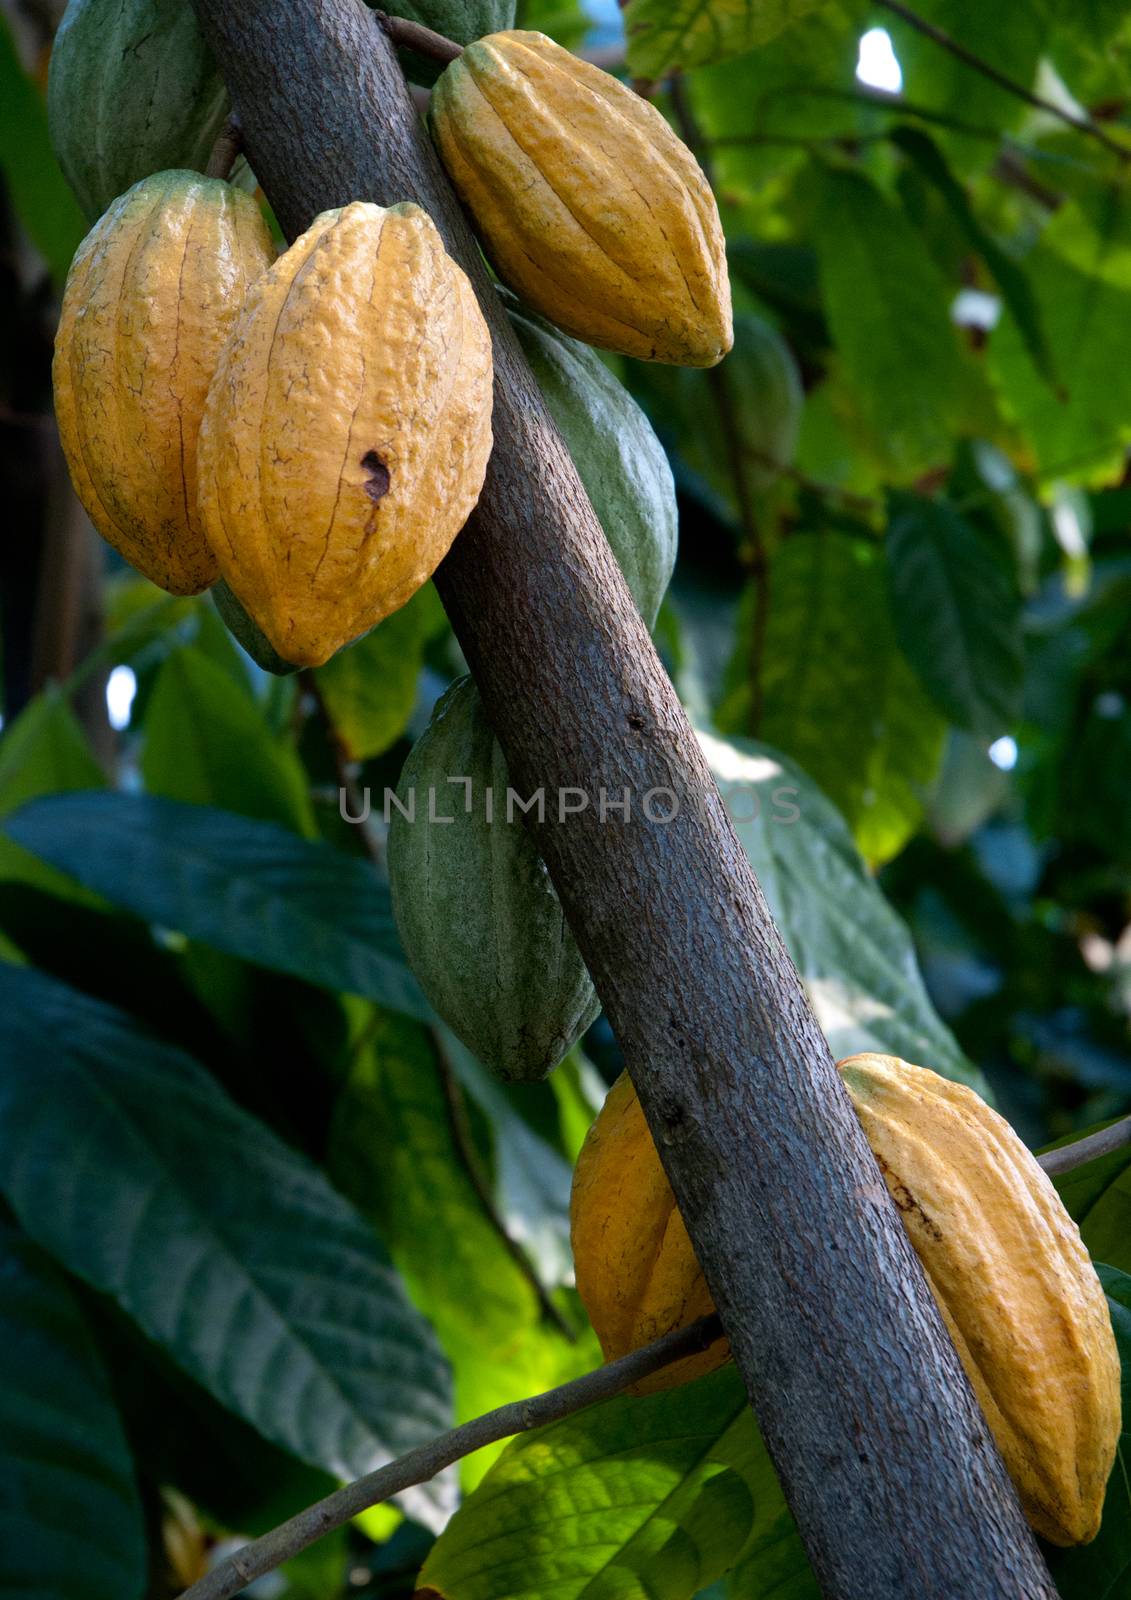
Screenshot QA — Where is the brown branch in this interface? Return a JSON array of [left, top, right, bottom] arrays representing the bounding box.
[[204, 113, 244, 180], [373, 9, 462, 67], [188, 3, 1058, 1590], [877, 0, 1131, 163], [1038, 1116, 1131, 1179], [430, 1028, 577, 1342], [179, 1313, 725, 1600]]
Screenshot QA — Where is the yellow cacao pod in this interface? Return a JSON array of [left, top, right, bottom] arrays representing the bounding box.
[[839, 1052, 1120, 1546], [570, 1072, 729, 1395], [430, 30, 732, 367], [196, 201, 493, 667], [53, 170, 275, 596], [571, 1060, 1121, 1544]]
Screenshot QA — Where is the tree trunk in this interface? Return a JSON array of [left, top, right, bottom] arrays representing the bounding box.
[[189, 4, 1057, 1593]]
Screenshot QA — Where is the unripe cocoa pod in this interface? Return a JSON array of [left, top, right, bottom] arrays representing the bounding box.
[[53, 171, 275, 596], [503, 291, 676, 630], [211, 582, 299, 677], [571, 1060, 1121, 1544], [196, 201, 493, 668], [388, 676, 599, 1082], [48, 0, 228, 222], [430, 31, 732, 366]]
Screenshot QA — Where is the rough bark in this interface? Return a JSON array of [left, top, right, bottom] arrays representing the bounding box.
[[189, 3, 1058, 1593]]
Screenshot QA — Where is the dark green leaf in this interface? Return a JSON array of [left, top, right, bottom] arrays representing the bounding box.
[[0, 963, 453, 1527], [142, 645, 315, 834], [0, 1215, 145, 1600], [1045, 1265, 1131, 1598], [0, 17, 86, 283], [886, 493, 1024, 735], [891, 126, 1058, 390], [4, 792, 431, 1020]]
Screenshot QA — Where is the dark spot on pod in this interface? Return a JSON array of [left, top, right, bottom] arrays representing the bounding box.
[[361, 450, 391, 502]]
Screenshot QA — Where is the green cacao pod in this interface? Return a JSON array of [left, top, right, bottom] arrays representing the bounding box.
[[430, 31, 732, 366], [211, 582, 299, 677], [390, 0, 513, 42], [389, 676, 599, 1082], [723, 314, 804, 495], [503, 291, 677, 631], [48, 0, 228, 222]]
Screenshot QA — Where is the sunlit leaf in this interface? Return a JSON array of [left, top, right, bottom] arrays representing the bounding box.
[[626, 0, 841, 78]]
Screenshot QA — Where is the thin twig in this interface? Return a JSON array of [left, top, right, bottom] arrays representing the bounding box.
[[430, 1029, 578, 1342], [1037, 1116, 1131, 1178], [877, 0, 1131, 163], [205, 113, 244, 181], [372, 9, 462, 66], [178, 1313, 725, 1600]]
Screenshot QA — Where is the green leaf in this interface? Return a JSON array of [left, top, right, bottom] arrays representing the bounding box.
[[989, 195, 1131, 485], [0, 1214, 146, 1600], [698, 727, 979, 1085], [329, 1011, 592, 1483], [417, 1366, 812, 1600], [1045, 1265, 1131, 1598], [142, 645, 315, 834], [723, 534, 948, 865], [4, 792, 430, 1021], [0, 688, 106, 901], [0, 963, 453, 1528], [883, 0, 1045, 164], [886, 494, 1024, 736], [0, 17, 86, 283], [808, 166, 981, 479], [890, 126, 1058, 391], [314, 586, 444, 762], [1052, 1137, 1131, 1273], [625, 0, 840, 77]]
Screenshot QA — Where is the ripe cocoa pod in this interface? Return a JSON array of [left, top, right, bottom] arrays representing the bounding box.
[[839, 1052, 1120, 1546], [196, 201, 493, 668], [570, 1071, 728, 1395], [48, 0, 228, 222], [503, 291, 676, 630], [388, 676, 599, 1082], [430, 31, 732, 366], [571, 1060, 1121, 1544], [53, 171, 275, 596]]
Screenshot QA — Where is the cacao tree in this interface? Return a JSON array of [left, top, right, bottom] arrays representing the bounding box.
[[1, 1, 1131, 1598]]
